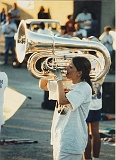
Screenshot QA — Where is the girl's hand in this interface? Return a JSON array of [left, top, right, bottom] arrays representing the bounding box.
[[53, 69, 63, 81]]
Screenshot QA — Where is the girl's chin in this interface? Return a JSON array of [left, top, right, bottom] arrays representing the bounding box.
[[66, 74, 71, 79]]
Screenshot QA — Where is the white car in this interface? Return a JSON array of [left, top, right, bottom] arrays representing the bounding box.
[[14, 19, 61, 40], [24, 19, 61, 35]]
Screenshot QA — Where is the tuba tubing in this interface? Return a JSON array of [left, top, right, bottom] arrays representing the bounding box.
[[16, 20, 111, 81]]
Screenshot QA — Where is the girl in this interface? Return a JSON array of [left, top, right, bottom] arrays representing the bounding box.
[[39, 56, 93, 160]]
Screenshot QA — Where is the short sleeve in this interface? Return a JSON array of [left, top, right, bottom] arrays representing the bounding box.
[[47, 80, 58, 100], [66, 89, 84, 110], [83, 29, 87, 37], [66, 83, 92, 111], [75, 13, 81, 21]]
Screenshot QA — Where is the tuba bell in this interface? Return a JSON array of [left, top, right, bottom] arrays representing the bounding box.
[[16, 20, 111, 82]]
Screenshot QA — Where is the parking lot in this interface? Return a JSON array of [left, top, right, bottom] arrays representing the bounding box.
[[0, 61, 114, 160], [0, 26, 115, 159]]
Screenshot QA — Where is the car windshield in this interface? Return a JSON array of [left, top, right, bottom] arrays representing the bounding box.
[[30, 22, 60, 33]]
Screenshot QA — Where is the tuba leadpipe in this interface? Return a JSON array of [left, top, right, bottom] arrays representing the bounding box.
[[16, 20, 111, 81]]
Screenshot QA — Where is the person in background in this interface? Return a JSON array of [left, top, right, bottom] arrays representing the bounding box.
[[8, 3, 20, 28], [56, 25, 71, 38], [84, 77, 104, 160], [82, 36, 107, 160], [37, 22, 52, 35], [39, 56, 93, 160], [65, 14, 75, 36], [73, 23, 87, 39], [37, 6, 45, 19], [99, 26, 114, 58], [84, 13, 98, 38], [0, 8, 6, 41], [83, 49, 105, 160], [99, 26, 114, 73], [47, 8, 51, 19], [0, 8, 6, 24], [0, 71, 8, 133], [75, 6, 92, 30], [1, 13, 17, 65], [108, 30, 116, 74]]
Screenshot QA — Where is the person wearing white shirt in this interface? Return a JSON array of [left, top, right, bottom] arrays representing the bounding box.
[[2, 13, 17, 65], [55, 26, 72, 38], [37, 22, 52, 36], [83, 49, 105, 160], [75, 6, 92, 30], [73, 23, 87, 39], [39, 56, 94, 160], [99, 26, 114, 74], [99, 26, 114, 58], [8, 3, 20, 28], [0, 71, 8, 133]]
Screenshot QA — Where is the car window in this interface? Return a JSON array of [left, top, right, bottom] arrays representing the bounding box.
[[30, 24, 39, 32], [48, 23, 60, 31], [29, 22, 60, 34]]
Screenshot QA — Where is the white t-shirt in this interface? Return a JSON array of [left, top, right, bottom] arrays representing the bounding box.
[[88, 76, 105, 110], [2, 21, 17, 37], [109, 30, 116, 50], [73, 29, 87, 38], [37, 28, 53, 36], [75, 12, 92, 29], [0, 72, 8, 125], [8, 9, 20, 20], [47, 80, 72, 100], [99, 33, 113, 53], [48, 80, 92, 154], [89, 84, 102, 110]]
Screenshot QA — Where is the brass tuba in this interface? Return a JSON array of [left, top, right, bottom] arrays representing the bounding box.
[[16, 20, 111, 82]]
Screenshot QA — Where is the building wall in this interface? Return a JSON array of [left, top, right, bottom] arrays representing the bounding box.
[[101, 0, 115, 33], [74, 1, 102, 37], [0, 0, 73, 26], [74, 0, 115, 36], [0, 0, 115, 34]]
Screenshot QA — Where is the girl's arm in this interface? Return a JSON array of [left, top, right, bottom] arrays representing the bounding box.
[[57, 80, 70, 105], [53, 69, 69, 105], [39, 79, 48, 91]]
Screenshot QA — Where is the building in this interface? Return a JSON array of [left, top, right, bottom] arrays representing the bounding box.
[[0, 0, 115, 36]]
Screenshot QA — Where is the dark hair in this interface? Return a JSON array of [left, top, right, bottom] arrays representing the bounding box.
[[82, 6, 88, 11], [67, 15, 71, 19], [40, 6, 45, 12], [72, 56, 94, 94], [60, 25, 66, 30], [6, 13, 12, 18], [104, 25, 112, 32], [39, 22, 45, 29]]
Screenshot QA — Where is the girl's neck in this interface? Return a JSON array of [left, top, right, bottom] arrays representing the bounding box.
[[72, 79, 83, 84]]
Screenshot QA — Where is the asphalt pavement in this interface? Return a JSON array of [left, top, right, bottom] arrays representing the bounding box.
[[0, 57, 115, 160]]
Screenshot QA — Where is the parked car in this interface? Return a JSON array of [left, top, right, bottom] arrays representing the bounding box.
[[14, 19, 61, 41], [23, 19, 61, 35]]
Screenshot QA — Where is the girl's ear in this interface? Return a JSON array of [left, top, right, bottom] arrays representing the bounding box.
[[77, 71, 82, 77]]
